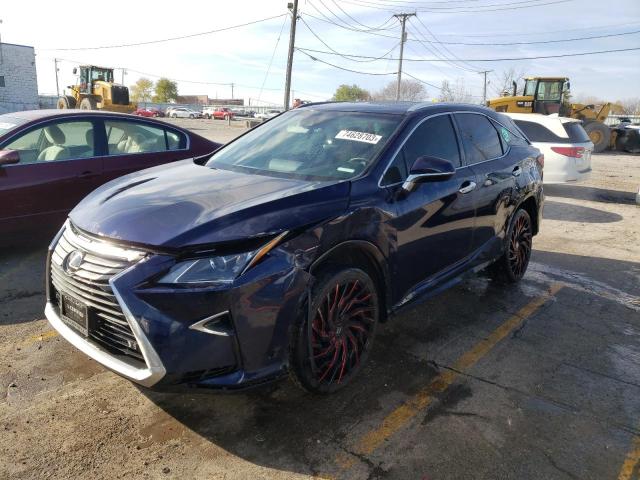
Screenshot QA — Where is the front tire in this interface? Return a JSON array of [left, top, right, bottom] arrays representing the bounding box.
[[79, 97, 97, 110], [583, 121, 611, 153], [290, 267, 379, 394], [488, 208, 533, 283]]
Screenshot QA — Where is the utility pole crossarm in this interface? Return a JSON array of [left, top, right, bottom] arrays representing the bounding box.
[[395, 13, 416, 101]]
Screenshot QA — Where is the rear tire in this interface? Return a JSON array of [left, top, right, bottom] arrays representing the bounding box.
[[79, 97, 97, 110], [57, 96, 75, 109], [290, 267, 379, 394], [488, 208, 533, 283], [583, 121, 611, 153]]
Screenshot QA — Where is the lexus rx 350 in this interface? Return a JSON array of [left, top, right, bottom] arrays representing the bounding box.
[[45, 102, 544, 394]]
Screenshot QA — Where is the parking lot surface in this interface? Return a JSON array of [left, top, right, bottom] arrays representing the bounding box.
[[1, 121, 639, 480]]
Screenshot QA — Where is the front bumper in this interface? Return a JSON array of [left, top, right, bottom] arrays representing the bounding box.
[[45, 222, 311, 390]]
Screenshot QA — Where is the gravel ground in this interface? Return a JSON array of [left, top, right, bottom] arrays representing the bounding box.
[[1, 121, 639, 480]]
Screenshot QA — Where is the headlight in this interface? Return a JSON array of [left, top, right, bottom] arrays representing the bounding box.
[[157, 231, 288, 285]]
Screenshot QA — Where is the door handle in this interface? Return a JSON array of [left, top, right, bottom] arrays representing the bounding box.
[[512, 166, 522, 177], [459, 181, 476, 194]]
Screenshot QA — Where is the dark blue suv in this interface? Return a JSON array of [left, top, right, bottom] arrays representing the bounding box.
[[45, 102, 544, 394]]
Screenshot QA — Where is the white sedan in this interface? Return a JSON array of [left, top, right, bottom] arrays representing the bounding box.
[[255, 109, 282, 120], [168, 107, 202, 119], [507, 113, 593, 184]]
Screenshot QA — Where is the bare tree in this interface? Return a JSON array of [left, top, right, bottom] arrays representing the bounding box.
[[492, 68, 526, 97], [438, 78, 474, 103], [372, 79, 427, 101], [616, 97, 640, 115]]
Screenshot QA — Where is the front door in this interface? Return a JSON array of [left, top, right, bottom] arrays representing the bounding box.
[[0, 119, 102, 237], [383, 114, 477, 303]]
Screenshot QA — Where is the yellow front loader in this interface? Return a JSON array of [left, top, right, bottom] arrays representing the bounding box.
[[57, 65, 136, 114], [487, 77, 612, 152]]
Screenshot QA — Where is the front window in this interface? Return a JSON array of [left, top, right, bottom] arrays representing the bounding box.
[[207, 109, 402, 181], [2, 121, 94, 164], [536, 80, 564, 102], [524, 79, 537, 96]]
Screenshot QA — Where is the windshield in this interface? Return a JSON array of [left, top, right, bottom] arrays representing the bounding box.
[[91, 68, 113, 82], [0, 116, 26, 136], [207, 109, 402, 181]]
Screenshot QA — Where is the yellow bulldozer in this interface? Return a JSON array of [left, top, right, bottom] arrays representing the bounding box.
[[57, 65, 136, 114], [487, 77, 612, 152]]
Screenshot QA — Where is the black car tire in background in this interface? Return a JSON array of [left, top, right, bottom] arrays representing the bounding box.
[[290, 267, 380, 394], [488, 208, 533, 283]]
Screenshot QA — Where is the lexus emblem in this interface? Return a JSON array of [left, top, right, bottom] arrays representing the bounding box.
[[64, 250, 84, 274]]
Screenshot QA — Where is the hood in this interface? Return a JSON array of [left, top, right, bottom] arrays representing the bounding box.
[[70, 160, 350, 249]]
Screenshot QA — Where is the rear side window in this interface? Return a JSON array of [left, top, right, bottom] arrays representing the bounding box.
[[454, 113, 503, 164], [402, 115, 461, 168], [104, 120, 186, 154], [563, 122, 590, 143], [514, 120, 570, 144]]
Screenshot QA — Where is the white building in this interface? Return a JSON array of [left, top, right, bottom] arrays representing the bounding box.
[[0, 43, 39, 114]]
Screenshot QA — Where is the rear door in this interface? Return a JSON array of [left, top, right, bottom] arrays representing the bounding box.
[[453, 113, 518, 253], [383, 113, 478, 300], [101, 118, 189, 182], [0, 119, 102, 234]]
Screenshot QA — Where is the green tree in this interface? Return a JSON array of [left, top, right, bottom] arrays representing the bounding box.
[[332, 84, 370, 102], [129, 77, 154, 102], [153, 78, 178, 103]]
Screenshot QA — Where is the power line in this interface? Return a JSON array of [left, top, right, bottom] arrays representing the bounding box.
[[407, 20, 479, 72], [341, 0, 572, 13], [295, 45, 640, 62], [412, 16, 481, 71], [299, 16, 399, 62], [417, 28, 640, 45], [296, 48, 397, 75], [307, 0, 398, 32], [39, 14, 288, 51], [257, 14, 289, 103], [328, 0, 397, 31], [432, 21, 640, 37], [47, 57, 284, 92]]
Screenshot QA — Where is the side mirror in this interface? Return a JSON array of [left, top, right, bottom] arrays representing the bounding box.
[[402, 156, 455, 192], [72, 67, 77, 75], [0, 149, 20, 166]]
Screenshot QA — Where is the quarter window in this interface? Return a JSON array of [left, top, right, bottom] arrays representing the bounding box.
[[454, 113, 503, 165], [3, 121, 94, 164]]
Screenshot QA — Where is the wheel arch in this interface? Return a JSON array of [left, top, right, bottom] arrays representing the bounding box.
[[516, 194, 540, 235], [309, 240, 391, 321]]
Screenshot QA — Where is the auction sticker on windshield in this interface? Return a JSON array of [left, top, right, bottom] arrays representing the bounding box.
[[335, 130, 382, 144]]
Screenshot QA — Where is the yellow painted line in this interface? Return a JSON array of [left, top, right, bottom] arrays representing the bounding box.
[[618, 435, 640, 480], [341, 282, 564, 468], [22, 330, 59, 347]]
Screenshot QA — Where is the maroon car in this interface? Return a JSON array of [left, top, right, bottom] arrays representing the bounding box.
[[133, 107, 164, 118], [0, 109, 219, 243]]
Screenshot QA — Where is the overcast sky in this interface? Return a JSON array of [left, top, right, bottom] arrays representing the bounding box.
[[2, 0, 639, 106]]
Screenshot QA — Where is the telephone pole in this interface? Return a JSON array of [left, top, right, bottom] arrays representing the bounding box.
[[231, 82, 235, 99], [121, 68, 127, 85], [478, 70, 492, 104], [283, 0, 299, 110], [394, 13, 415, 101], [54, 58, 60, 97]]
